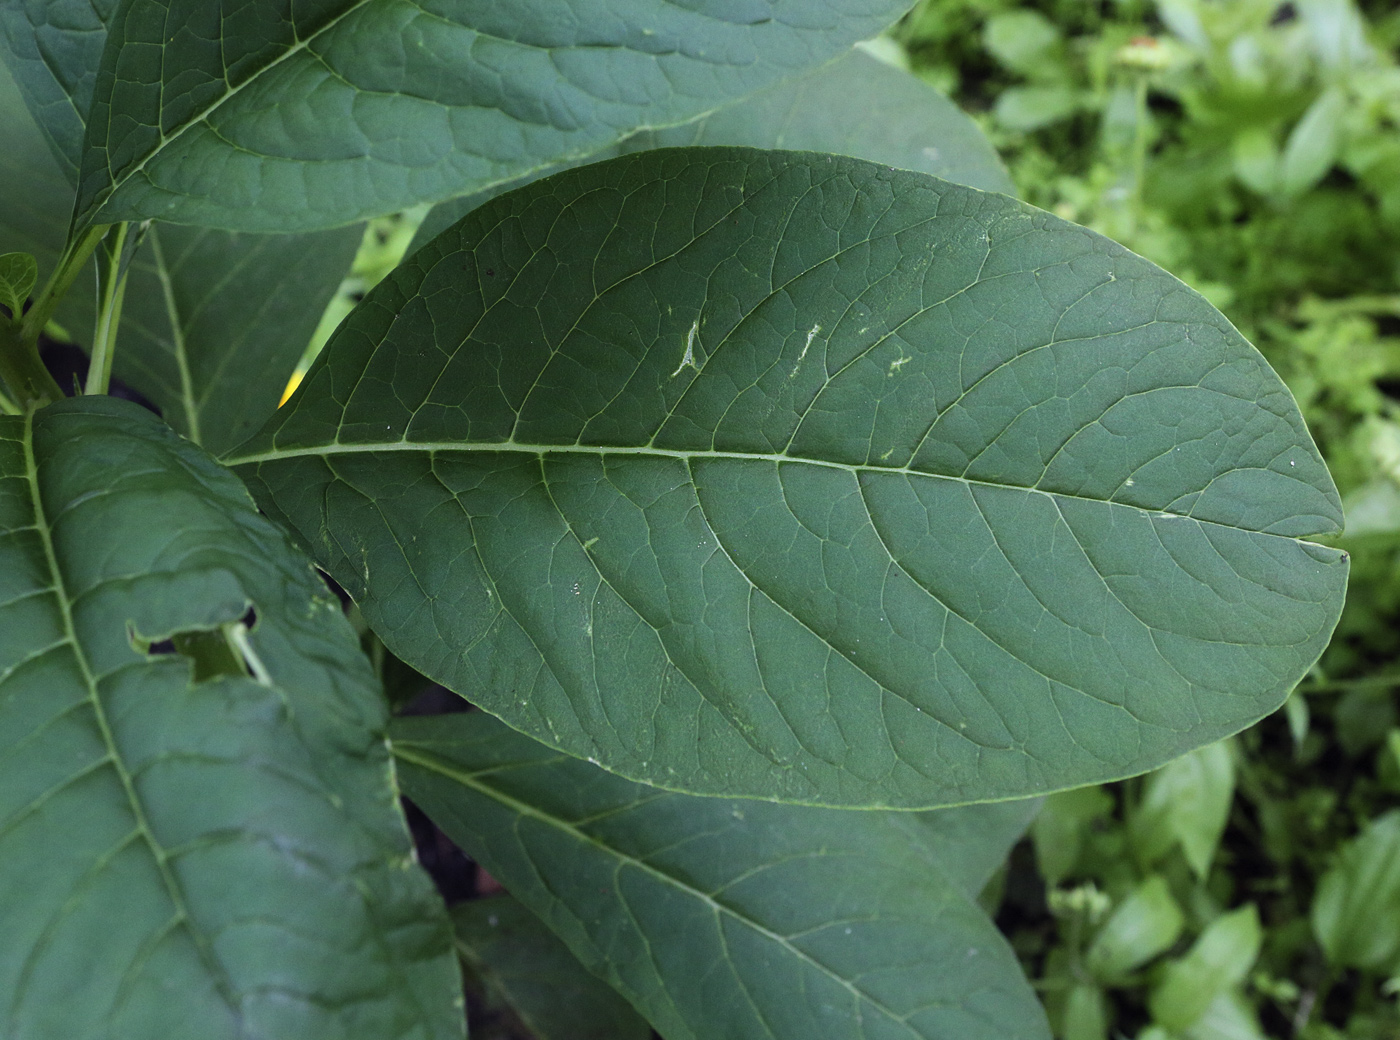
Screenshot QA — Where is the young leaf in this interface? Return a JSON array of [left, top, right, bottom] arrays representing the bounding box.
[[74, 0, 915, 233], [411, 47, 1016, 251], [452, 896, 652, 1040], [1129, 739, 1235, 878], [394, 710, 1052, 1040], [0, 0, 116, 182], [1149, 904, 1262, 1032], [1312, 810, 1400, 974], [116, 222, 362, 453], [1084, 876, 1184, 982], [0, 397, 462, 1039], [233, 148, 1349, 808], [0, 251, 37, 318]]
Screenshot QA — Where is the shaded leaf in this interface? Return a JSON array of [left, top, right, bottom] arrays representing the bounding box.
[[453, 896, 651, 1040], [0, 251, 37, 318], [394, 710, 1051, 1040], [0, 397, 462, 1039], [117, 222, 362, 454], [0, 0, 116, 182], [75, 0, 915, 232], [411, 48, 1015, 251], [233, 147, 1348, 808], [1312, 809, 1400, 973]]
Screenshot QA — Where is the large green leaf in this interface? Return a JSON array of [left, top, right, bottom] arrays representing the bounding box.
[[452, 896, 652, 1040], [116, 222, 362, 454], [395, 710, 1051, 1040], [232, 147, 1349, 808], [0, 56, 75, 290], [0, 396, 462, 1039], [0, 0, 116, 183], [409, 48, 1015, 251], [74, 0, 915, 233]]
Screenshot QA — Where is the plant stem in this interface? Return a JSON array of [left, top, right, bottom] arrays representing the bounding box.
[[85, 223, 134, 397], [0, 383, 19, 416], [19, 223, 106, 346], [0, 315, 64, 410]]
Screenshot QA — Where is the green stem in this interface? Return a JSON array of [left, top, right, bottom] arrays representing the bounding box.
[[0, 383, 19, 416], [19, 223, 106, 346], [0, 315, 64, 410], [85, 223, 133, 397]]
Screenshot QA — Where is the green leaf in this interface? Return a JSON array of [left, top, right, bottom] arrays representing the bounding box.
[[909, 796, 1042, 899], [0, 250, 37, 318], [983, 11, 1063, 77], [1278, 87, 1347, 197], [233, 147, 1348, 808], [74, 0, 915, 233], [1061, 983, 1108, 1040], [1085, 876, 1184, 981], [116, 222, 362, 454], [0, 0, 116, 183], [412, 47, 1016, 252], [1149, 904, 1262, 1032], [1129, 739, 1236, 878], [453, 896, 651, 1040], [1312, 809, 1400, 974], [394, 710, 1052, 1040], [0, 396, 462, 1039], [1031, 786, 1114, 888]]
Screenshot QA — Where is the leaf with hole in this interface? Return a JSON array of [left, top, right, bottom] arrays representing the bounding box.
[[234, 147, 1348, 808], [395, 710, 1051, 1040], [0, 396, 461, 1040]]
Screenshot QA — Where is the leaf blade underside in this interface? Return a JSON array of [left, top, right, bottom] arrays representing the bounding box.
[[235, 148, 1349, 808]]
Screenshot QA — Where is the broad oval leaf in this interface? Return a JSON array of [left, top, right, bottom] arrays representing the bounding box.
[[395, 711, 1051, 1040], [0, 397, 462, 1039], [408, 47, 1015, 251], [232, 148, 1349, 808], [74, 0, 914, 232]]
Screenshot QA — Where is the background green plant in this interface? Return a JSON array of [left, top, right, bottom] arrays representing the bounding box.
[[0, 1, 1376, 1039], [896, 0, 1400, 1035]]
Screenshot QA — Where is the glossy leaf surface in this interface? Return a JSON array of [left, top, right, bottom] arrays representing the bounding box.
[[395, 710, 1051, 1040], [237, 148, 1349, 807], [410, 48, 1015, 251], [453, 896, 652, 1040], [118, 222, 362, 454], [75, 0, 914, 232], [0, 397, 462, 1039]]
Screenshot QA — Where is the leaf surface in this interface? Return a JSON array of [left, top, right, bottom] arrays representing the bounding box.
[[233, 147, 1349, 808], [452, 896, 652, 1040], [0, 0, 116, 182], [409, 48, 1015, 250], [117, 222, 362, 454], [0, 396, 462, 1039], [75, 0, 914, 232], [395, 710, 1051, 1040]]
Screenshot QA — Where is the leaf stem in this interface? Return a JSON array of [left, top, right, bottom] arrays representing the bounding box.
[[0, 377, 21, 415], [0, 315, 64, 410], [19, 223, 106, 346], [85, 222, 147, 397]]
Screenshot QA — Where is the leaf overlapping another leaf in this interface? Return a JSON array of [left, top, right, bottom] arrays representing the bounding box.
[[74, 0, 917, 232], [0, 397, 461, 1040], [234, 148, 1349, 808], [395, 710, 1051, 1040]]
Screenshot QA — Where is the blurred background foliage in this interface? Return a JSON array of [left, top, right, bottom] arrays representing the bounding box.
[[892, 1, 1400, 1036]]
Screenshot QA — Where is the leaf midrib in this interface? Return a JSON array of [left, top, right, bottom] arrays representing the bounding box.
[[16, 411, 237, 1013], [392, 743, 934, 1035], [224, 439, 1334, 542]]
